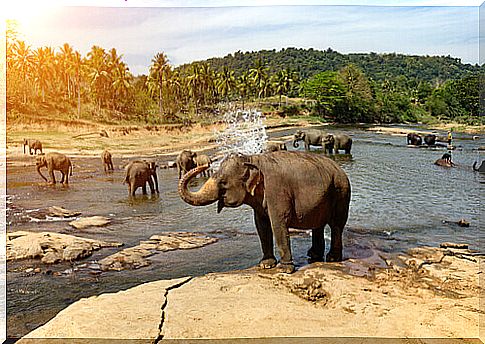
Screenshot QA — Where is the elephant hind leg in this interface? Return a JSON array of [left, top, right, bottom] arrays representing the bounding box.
[[308, 226, 326, 263], [326, 210, 348, 262]]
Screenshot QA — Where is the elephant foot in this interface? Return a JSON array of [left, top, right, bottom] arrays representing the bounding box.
[[259, 257, 277, 269], [307, 248, 324, 263], [326, 251, 342, 262], [276, 262, 295, 274]]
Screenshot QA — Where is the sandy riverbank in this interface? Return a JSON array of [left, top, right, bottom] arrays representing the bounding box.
[[18, 245, 483, 342]]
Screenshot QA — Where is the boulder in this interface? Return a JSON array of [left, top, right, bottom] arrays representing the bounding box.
[[69, 216, 111, 229], [48, 206, 81, 218], [6, 231, 122, 263]]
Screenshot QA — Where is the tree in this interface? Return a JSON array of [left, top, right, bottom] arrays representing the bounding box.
[[148, 52, 171, 115], [300, 71, 345, 117]]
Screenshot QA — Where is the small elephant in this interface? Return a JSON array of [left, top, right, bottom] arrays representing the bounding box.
[[176, 150, 197, 179], [124, 160, 158, 196], [265, 142, 287, 153], [23, 139, 43, 155], [473, 160, 485, 172], [293, 129, 326, 150], [424, 134, 437, 146], [101, 149, 114, 172], [178, 151, 351, 274], [407, 133, 422, 146], [36, 152, 72, 185], [322, 134, 352, 154], [434, 153, 454, 167], [194, 153, 212, 177]]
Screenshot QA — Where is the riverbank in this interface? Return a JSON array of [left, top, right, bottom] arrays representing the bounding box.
[[18, 245, 483, 342], [7, 117, 483, 160]]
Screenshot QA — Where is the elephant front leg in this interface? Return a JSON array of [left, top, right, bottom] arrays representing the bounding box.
[[308, 226, 326, 263], [48, 169, 56, 184], [147, 178, 155, 194], [268, 208, 295, 273], [254, 212, 276, 269]]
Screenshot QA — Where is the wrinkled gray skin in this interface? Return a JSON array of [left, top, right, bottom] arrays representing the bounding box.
[[265, 142, 287, 152], [407, 133, 422, 146], [101, 149, 114, 172], [23, 139, 43, 155], [194, 153, 212, 177], [124, 160, 158, 196], [322, 134, 353, 154], [473, 161, 485, 172], [176, 150, 197, 179], [179, 151, 351, 274], [424, 134, 436, 146], [36, 152, 72, 185], [293, 130, 326, 150]]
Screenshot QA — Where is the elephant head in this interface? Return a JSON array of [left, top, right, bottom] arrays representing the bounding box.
[[178, 154, 263, 213], [293, 130, 305, 148], [35, 155, 48, 181], [322, 134, 335, 147]]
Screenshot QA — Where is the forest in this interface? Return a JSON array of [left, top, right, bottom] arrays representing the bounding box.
[[6, 24, 483, 126]]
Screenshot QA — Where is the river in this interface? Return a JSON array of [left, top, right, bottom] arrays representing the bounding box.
[[6, 125, 484, 337]]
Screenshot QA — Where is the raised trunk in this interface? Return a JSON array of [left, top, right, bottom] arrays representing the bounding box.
[[178, 165, 219, 206], [293, 139, 300, 148]]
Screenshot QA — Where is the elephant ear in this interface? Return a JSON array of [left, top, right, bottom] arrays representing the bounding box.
[[244, 163, 264, 196]]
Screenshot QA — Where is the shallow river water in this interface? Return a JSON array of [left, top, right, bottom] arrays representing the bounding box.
[[6, 125, 484, 337]]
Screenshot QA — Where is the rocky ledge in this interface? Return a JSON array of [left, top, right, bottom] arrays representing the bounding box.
[[18, 246, 483, 342]]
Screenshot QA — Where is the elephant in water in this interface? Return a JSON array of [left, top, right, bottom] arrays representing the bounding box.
[[176, 150, 197, 179], [101, 149, 114, 172], [23, 139, 43, 155], [434, 153, 455, 168], [265, 142, 287, 153], [473, 161, 485, 172], [293, 129, 326, 150], [407, 133, 422, 146], [322, 134, 352, 154], [194, 153, 212, 177], [36, 152, 72, 185], [124, 160, 159, 196], [424, 134, 436, 146], [178, 151, 351, 274]]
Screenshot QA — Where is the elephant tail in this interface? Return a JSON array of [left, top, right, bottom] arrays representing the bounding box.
[[69, 161, 73, 176]]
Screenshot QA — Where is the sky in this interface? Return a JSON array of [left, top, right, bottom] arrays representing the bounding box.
[[4, 0, 482, 76]]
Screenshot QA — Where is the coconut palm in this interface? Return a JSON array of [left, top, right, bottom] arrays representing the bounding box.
[[12, 41, 34, 103], [148, 52, 171, 115], [33, 47, 56, 102], [249, 57, 268, 104], [237, 72, 251, 110], [217, 66, 236, 103]]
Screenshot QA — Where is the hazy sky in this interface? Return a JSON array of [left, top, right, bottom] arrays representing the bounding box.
[[6, 0, 481, 76]]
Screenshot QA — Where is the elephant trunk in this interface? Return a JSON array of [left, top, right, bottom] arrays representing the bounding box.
[[36, 166, 48, 182], [292, 139, 300, 148], [473, 161, 478, 171], [178, 165, 219, 206]]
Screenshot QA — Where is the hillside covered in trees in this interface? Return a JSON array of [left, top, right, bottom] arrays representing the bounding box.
[[7, 23, 482, 127]]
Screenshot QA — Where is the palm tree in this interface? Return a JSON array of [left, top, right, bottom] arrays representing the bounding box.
[[216, 66, 235, 103], [33, 46, 55, 102], [237, 72, 251, 110], [112, 61, 133, 111], [12, 41, 34, 104], [249, 57, 268, 104], [71, 51, 84, 118], [58, 43, 74, 99], [86, 45, 109, 110], [148, 52, 170, 115], [186, 64, 203, 115]]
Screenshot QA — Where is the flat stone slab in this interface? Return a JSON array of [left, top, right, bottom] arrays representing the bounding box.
[[20, 277, 191, 341], [48, 206, 81, 218], [99, 232, 218, 271], [7, 231, 123, 264], [69, 216, 111, 229]]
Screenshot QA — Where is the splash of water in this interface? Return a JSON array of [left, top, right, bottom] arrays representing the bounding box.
[[213, 109, 268, 170]]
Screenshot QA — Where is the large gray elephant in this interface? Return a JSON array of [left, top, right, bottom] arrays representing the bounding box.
[[473, 160, 485, 172], [322, 134, 352, 154], [23, 139, 43, 155], [101, 149, 114, 172], [293, 129, 326, 150], [176, 150, 197, 179], [178, 151, 351, 274], [124, 160, 158, 196], [194, 153, 212, 177], [407, 133, 422, 146], [36, 152, 72, 185]]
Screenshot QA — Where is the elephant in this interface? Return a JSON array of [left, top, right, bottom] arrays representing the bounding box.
[[293, 129, 326, 150], [178, 151, 351, 274], [101, 149, 114, 172], [407, 133, 422, 146], [124, 160, 158, 196], [194, 153, 212, 177], [434, 153, 454, 167], [322, 134, 352, 154], [473, 160, 485, 172], [36, 152, 72, 185], [176, 150, 197, 179], [424, 134, 436, 146], [265, 142, 287, 153], [23, 139, 43, 155]]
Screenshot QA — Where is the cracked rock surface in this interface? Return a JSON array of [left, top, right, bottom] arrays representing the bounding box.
[[20, 277, 191, 341]]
